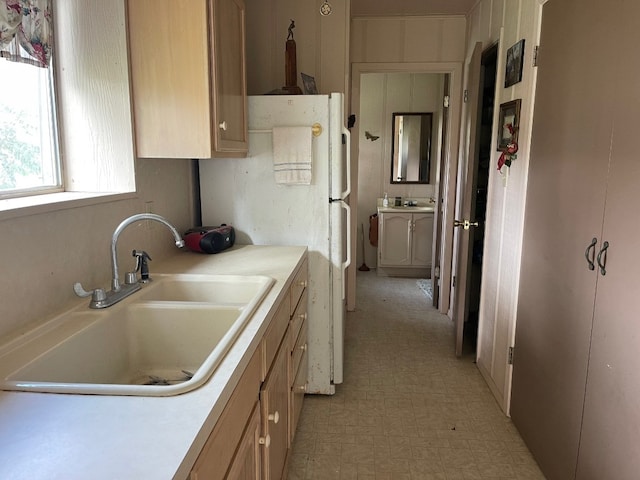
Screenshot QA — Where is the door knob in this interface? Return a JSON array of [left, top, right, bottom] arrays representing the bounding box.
[[453, 219, 479, 230]]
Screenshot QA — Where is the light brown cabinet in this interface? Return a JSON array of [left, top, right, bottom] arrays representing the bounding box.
[[190, 258, 308, 480], [127, 0, 248, 159], [260, 341, 289, 480], [226, 403, 262, 480]]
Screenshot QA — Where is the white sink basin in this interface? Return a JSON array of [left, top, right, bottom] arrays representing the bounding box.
[[0, 274, 274, 396], [137, 274, 273, 304]]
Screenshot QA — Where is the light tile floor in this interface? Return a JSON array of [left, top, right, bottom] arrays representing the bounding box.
[[287, 272, 546, 480]]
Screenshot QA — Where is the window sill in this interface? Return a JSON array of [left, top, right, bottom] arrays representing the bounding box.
[[0, 191, 137, 222]]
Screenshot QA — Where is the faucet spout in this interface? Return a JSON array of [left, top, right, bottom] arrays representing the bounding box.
[[111, 213, 184, 291]]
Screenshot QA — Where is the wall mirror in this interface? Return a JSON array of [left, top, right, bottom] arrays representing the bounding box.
[[390, 112, 433, 183]]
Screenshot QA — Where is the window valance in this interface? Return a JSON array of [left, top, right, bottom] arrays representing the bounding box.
[[0, 0, 52, 67]]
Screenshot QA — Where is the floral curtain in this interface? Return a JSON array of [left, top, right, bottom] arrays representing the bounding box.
[[0, 0, 52, 68]]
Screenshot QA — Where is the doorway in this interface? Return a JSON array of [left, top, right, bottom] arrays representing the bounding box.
[[462, 44, 498, 352], [347, 62, 464, 315]]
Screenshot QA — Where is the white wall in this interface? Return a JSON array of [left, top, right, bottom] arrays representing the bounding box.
[[358, 73, 444, 268], [0, 1, 194, 341], [464, 0, 544, 413]]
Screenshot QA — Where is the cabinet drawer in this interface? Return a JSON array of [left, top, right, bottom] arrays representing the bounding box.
[[190, 347, 261, 480], [262, 300, 289, 381], [288, 289, 308, 353], [290, 320, 308, 382], [289, 348, 308, 445], [289, 260, 308, 317]]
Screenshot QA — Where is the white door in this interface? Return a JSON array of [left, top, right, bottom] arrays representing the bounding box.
[[451, 42, 483, 357]]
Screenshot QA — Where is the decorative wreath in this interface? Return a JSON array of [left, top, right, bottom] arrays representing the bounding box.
[[497, 123, 518, 172]]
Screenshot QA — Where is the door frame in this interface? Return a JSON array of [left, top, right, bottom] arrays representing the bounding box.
[[348, 61, 463, 315]]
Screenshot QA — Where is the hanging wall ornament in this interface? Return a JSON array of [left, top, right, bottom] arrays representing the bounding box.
[[320, 1, 332, 16]]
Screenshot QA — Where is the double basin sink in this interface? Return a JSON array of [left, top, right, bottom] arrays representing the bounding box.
[[0, 274, 274, 396]]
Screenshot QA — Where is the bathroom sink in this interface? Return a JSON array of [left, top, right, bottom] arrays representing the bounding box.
[[384, 205, 435, 212], [0, 274, 274, 396]]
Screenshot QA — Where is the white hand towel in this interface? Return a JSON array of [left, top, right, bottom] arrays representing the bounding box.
[[272, 126, 313, 185]]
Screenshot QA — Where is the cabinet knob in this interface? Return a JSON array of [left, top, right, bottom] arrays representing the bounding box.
[[298, 312, 307, 321], [299, 280, 307, 288], [299, 343, 308, 352], [296, 383, 307, 393], [259, 434, 271, 447], [219, 121, 228, 131], [268, 411, 280, 424]]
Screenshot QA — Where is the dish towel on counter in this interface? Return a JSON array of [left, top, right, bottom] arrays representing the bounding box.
[[272, 126, 313, 185]]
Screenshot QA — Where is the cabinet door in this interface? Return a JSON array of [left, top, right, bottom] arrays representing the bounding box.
[[191, 349, 262, 480], [575, 3, 640, 478], [260, 343, 288, 480], [128, 0, 213, 159], [226, 402, 261, 480], [379, 213, 412, 266], [411, 213, 434, 266], [210, 0, 248, 156], [510, 1, 615, 479]]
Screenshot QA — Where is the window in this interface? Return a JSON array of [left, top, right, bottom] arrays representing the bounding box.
[[0, 58, 60, 198], [0, 0, 58, 199]]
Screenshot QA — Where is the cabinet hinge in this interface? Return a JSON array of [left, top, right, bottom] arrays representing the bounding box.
[[443, 95, 450, 108], [434, 266, 440, 278], [463, 90, 468, 103], [452, 275, 456, 287], [533, 45, 540, 67], [508, 346, 514, 365]]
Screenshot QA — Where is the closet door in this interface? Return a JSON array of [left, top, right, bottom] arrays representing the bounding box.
[[575, 3, 640, 478], [510, 1, 616, 478]]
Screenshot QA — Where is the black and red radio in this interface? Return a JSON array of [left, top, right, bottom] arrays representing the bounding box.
[[183, 224, 235, 254]]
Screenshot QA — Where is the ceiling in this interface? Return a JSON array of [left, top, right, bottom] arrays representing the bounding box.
[[350, 0, 477, 16]]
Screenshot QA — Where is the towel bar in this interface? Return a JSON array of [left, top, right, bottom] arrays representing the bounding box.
[[249, 123, 323, 137]]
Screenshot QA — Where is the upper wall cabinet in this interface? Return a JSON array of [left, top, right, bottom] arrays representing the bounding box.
[[127, 0, 248, 159]]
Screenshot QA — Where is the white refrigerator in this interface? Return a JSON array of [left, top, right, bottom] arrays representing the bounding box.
[[198, 93, 351, 395]]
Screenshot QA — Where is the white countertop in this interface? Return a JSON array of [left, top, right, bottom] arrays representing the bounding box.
[[377, 205, 435, 213], [0, 245, 307, 480], [376, 196, 436, 213]]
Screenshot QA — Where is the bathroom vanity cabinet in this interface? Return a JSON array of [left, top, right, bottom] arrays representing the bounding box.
[[377, 211, 434, 277], [127, 0, 248, 159], [190, 259, 308, 480]]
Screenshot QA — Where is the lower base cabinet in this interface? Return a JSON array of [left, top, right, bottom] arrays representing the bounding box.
[[377, 211, 434, 276], [261, 340, 289, 480], [226, 403, 262, 480], [190, 258, 308, 480]]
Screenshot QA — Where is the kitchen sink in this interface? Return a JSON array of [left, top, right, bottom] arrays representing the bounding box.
[[0, 274, 274, 396], [137, 274, 273, 304]]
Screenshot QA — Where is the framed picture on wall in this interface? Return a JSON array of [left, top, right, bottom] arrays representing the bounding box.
[[301, 73, 318, 94], [505, 39, 525, 88], [497, 99, 521, 151]]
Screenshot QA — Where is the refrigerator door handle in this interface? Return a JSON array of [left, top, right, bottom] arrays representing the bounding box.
[[341, 127, 351, 199], [340, 200, 351, 298]]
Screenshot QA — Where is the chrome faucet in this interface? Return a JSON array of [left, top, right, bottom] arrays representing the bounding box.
[[74, 213, 185, 308]]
